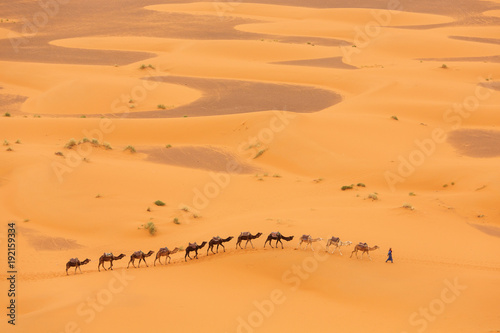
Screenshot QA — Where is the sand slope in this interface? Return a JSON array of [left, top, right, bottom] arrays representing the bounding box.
[[1, 1, 500, 332]]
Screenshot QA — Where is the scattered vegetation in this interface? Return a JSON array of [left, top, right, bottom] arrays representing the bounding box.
[[95, 194, 101, 198], [80, 115, 86, 118], [402, 203, 414, 210], [341, 184, 354, 191], [181, 206, 189, 212], [140, 64, 155, 70], [91, 138, 99, 146], [368, 193, 378, 201], [102, 142, 112, 150], [55, 151, 64, 157], [64, 138, 77, 149], [4, 112, 11, 117], [124, 145, 136, 153], [357, 183, 366, 187], [157, 104, 166, 110], [154, 200, 166, 206], [3, 139, 9, 146], [6, 147, 13, 152], [391, 115, 399, 121], [409, 192, 416, 196], [441, 64, 448, 69], [165, 144, 172, 148], [81, 137, 90, 143], [144, 221, 157, 235], [272, 174, 281, 178], [313, 178, 324, 183], [173, 217, 180, 225], [146, 207, 151, 212]]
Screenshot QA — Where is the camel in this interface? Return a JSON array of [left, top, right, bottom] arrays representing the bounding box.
[[127, 250, 154, 268], [263, 232, 294, 249], [207, 236, 233, 255], [154, 247, 179, 266], [298, 234, 323, 251], [326, 236, 352, 255], [98, 253, 126, 272], [350, 243, 380, 260], [236, 232, 262, 249], [66, 258, 90, 275], [185, 242, 207, 261]]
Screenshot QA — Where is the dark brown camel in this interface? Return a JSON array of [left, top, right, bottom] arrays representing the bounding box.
[[185, 242, 207, 261], [236, 232, 262, 249], [207, 236, 233, 255], [264, 232, 294, 249], [98, 253, 126, 272], [127, 250, 154, 268], [350, 242, 380, 260], [66, 258, 90, 275], [154, 247, 179, 266]]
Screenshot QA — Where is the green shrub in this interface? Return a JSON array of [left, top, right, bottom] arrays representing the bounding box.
[[154, 200, 165, 206], [124, 145, 136, 153]]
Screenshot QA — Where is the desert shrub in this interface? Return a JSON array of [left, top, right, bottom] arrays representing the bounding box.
[[124, 145, 136, 153]]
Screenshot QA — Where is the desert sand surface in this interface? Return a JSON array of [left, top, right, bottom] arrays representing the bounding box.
[[1, 0, 500, 332]]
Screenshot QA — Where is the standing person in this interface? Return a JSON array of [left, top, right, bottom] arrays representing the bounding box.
[[386, 248, 393, 263]]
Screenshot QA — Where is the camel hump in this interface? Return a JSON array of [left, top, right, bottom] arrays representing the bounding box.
[[104, 252, 113, 257], [331, 237, 340, 242], [240, 232, 250, 237], [213, 236, 221, 241], [301, 234, 310, 240], [271, 232, 280, 237], [69, 258, 78, 263], [188, 242, 197, 248], [133, 251, 142, 256]]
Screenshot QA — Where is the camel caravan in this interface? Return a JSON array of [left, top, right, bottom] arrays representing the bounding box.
[[65, 231, 381, 275]]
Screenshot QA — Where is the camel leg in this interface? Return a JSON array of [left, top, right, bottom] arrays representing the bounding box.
[[250, 240, 255, 249], [278, 239, 283, 249], [221, 243, 226, 252], [185, 251, 191, 262], [263, 239, 268, 248], [338, 246, 343, 256], [195, 249, 199, 259], [167, 255, 171, 264], [78, 265, 83, 274], [350, 249, 356, 258], [109, 260, 113, 270], [207, 245, 211, 255]]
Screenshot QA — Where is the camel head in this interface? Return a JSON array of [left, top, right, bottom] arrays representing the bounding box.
[[344, 241, 352, 246], [171, 247, 179, 254], [116, 254, 126, 259], [198, 241, 207, 248], [145, 250, 155, 257], [254, 232, 263, 238], [225, 236, 234, 242], [81, 258, 91, 265], [372, 245, 380, 250]]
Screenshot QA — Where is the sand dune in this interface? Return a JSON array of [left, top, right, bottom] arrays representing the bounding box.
[[1, 0, 500, 332]]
